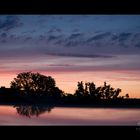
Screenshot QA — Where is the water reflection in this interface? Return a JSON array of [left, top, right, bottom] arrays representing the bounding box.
[[14, 105, 54, 117], [0, 105, 140, 125]]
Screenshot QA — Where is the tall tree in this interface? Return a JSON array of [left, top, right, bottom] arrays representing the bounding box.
[[88, 82, 96, 98], [10, 72, 63, 97], [74, 81, 85, 97]]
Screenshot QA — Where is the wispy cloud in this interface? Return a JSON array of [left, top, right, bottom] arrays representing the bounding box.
[[48, 27, 62, 34], [47, 35, 62, 42], [68, 33, 83, 39], [118, 33, 132, 42], [86, 32, 111, 42], [46, 52, 114, 58]]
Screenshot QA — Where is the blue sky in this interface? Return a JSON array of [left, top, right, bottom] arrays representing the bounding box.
[[1, 15, 140, 53], [0, 15, 140, 71]]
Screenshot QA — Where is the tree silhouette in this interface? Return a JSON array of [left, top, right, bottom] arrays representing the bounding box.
[[10, 72, 63, 98], [84, 82, 89, 95], [74, 81, 123, 99], [99, 82, 122, 99], [74, 81, 85, 97], [88, 82, 96, 98], [0, 72, 131, 105], [95, 86, 102, 99], [74, 81, 97, 98], [113, 88, 122, 99], [125, 93, 129, 99]]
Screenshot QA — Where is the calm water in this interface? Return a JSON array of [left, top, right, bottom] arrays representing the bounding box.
[[0, 105, 140, 126]]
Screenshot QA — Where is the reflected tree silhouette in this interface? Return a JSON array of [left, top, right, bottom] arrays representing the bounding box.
[[14, 105, 54, 117]]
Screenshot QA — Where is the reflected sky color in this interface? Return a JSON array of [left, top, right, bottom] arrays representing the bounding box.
[[0, 106, 140, 125], [0, 15, 140, 98]]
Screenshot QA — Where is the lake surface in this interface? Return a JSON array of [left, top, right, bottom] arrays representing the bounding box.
[[0, 105, 140, 126]]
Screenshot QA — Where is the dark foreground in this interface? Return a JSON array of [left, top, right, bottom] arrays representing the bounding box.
[[0, 96, 140, 108]]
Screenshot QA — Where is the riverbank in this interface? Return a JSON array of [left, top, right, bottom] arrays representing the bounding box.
[[0, 99, 140, 108]]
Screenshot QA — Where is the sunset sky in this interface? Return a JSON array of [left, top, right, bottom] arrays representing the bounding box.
[[0, 15, 140, 98]]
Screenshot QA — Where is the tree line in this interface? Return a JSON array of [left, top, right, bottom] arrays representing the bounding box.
[[74, 81, 129, 99], [6, 71, 129, 100]]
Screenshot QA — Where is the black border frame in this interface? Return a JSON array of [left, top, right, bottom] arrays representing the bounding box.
[[0, 0, 140, 137]]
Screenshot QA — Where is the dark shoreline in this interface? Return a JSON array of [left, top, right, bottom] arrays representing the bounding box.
[[0, 101, 140, 108], [0, 94, 140, 108]]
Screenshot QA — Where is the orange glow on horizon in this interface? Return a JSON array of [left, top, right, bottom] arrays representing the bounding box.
[[0, 70, 140, 98]]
